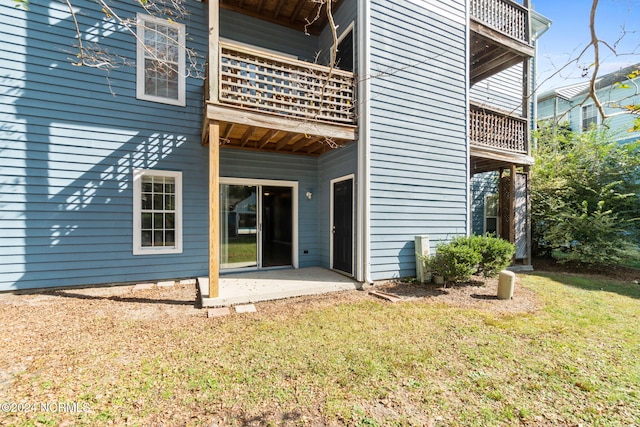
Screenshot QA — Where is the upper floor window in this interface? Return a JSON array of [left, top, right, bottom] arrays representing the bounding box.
[[335, 26, 354, 72], [133, 169, 183, 255], [136, 14, 186, 106], [581, 104, 598, 131]]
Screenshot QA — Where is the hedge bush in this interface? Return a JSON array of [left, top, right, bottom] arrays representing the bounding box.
[[422, 235, 516, 284], [429, 243, 481, 284], [450, 235, 516, 278]]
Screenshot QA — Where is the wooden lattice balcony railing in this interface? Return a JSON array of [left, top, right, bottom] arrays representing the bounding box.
[[217, 41, 356, 124], [470, 0, 530, 44], [470, 103, 528, 153]]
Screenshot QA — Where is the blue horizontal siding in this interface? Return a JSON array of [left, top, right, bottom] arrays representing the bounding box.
[[470, 64, 524, 112], [0, 0, 210, 290], [220, 9, 318, 62], [368, 0, 468, 280], [470, 172, 498, 235]]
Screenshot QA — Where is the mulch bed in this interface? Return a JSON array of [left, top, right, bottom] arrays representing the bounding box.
[[1, 259, 637, 324]]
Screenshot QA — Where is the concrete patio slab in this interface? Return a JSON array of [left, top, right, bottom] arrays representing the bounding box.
[[198, 267, 361, 307]]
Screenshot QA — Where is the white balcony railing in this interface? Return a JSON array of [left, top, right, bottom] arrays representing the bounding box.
[[470, 0, 530, 44], [218, 41, 356, 124]]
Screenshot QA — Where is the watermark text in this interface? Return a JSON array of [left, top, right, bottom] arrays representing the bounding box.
[[1, 401, 91, 413]]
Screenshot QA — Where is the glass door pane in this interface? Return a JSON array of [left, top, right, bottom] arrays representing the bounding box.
[[220, 184, 258, 269], [261, 186, 292, 267]]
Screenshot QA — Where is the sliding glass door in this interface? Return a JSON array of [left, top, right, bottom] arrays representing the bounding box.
[[220, 184, 258, 269], [220, 180, 295, 270]]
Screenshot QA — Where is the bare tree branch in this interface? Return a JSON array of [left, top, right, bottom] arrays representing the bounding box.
[[587, 0, 607, 121]]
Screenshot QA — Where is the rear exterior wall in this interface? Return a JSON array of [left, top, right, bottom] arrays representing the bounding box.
[[368, 0, 469, 280], [0, 0, 210, 290]]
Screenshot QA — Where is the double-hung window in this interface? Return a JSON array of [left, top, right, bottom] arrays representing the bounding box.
[[484, 193, 499, 236], [133, 170, 182, 255], [136, 14, 186, 106], [581, 104, 597, 131]]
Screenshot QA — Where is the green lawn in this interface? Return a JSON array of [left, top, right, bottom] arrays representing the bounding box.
[[223, 234, 258, 264], [2, 272, 639, 426], [623, 246, 640, 268]]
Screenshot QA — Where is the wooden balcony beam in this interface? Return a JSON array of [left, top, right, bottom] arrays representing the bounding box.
[[258, 129, 279, 149], [470, 144, 534, 166], [222, 123, 234, 140], [274, 0, 286, 18], [471, 54, 525, 85], [277, 133, 305, 151], [470, 21, 534, 58], [240, 126, 256, 147], [290, 0, 307, 23], [206, 103, 356, 141]]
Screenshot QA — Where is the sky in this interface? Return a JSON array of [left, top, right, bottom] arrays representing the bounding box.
[[532, 0, 640, 93]]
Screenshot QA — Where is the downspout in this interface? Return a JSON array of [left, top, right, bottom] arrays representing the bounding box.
[[531, 17, 552, 144], [357, 0, 372, 284], [465, 0, 471, 236]]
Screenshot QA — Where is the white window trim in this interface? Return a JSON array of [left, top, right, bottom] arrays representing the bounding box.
[[219, 177, 299, 270], [133, 169, 183, 255], [136, 13, 186, 106]]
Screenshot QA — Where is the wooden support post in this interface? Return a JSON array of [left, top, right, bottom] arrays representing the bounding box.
[[524, 165, 532, 267], [509, 164, 517, 244], [498, 167, 506, 241], [209, 122, 220, 298]]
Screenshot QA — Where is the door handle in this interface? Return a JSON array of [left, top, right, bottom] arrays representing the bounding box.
[[332, 226, 336, 234]]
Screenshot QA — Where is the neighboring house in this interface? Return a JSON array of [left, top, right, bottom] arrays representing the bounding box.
[[537, 64, 640, 144], [0, 0, 548, 294]]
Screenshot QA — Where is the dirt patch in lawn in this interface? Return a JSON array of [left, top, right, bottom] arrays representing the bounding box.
[[1, 269, 626, 426], [0, 282, 204, 322], [0, 274, 540, 426]]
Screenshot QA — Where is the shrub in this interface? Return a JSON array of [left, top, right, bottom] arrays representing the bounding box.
[[451, 235, 516, 277], [431, 243, 481, 284], [531, 128, 640, 264], [544, 200, 634, 266]]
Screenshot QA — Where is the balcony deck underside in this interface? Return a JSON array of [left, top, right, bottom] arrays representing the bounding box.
[[470, 145, 534, 175], [470, 20, 534, 84], [219, 0, 344, 35], [203, 102, 356, 156]]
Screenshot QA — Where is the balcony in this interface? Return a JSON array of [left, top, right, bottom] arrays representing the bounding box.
[[219, 42, 355, 124], [203, 41, 357, 155], [469, 102, 533, 174], [469, 0, 534, 84], [201, 0, 355, 154]]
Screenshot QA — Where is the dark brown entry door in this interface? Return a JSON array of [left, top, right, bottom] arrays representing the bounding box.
[[332, 178, 353, 275]]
